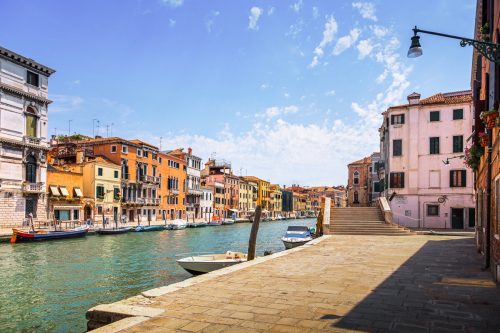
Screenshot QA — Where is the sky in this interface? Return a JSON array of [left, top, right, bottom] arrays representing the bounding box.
[[1, 0, 476, 186]]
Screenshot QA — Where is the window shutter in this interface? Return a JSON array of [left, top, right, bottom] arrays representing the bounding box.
[[461, 170, 466, 187], [450, 170, 453, 187], [391, 115, 395, 124], [401, 114, 405, 124], [401, 173, 405, 188]]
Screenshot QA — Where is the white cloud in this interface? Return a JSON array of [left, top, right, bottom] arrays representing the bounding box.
[[291, 0, 303, 13], [260, 83, 270, 89], [160, 0, 184, 8], [310, 16, 338, 68], [248, 7, 263, 30], [206, 10, 220, 33], [357, 39, 375, 59], [284, 92, 290, 98], [332, 28, 361, 55], [325, 90, 336, 96], [51, 94, 84, 113], [267, 7, 275, 16], [286, 19, 304, 38], [169, 18, 176, 28], [370, 25, 388, 38], [257, 105, 299, 119], [312, 6, 319, 19], [352, 2, 377, 21]]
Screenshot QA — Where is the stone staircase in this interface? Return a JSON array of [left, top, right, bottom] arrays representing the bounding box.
[[329, 207, 412, 236]]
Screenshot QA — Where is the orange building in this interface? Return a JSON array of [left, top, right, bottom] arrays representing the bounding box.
[[158, 150, 187, 220]]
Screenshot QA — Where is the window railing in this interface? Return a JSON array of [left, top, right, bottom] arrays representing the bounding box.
[[23, 136, 43, 146], [23, 182, 44, 193]]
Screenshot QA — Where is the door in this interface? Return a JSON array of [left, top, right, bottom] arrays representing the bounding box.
[[468, 208, 475, 228], [26, 155, 37, 183], [25, 196, 37, 218], [113, 207, 118, 223], [451, 208, 464, 229]]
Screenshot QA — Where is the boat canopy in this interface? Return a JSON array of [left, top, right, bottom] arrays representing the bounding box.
[[286, 226, 310, 232]]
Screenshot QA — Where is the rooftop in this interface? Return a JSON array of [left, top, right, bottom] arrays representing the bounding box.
[[0, 46, 56, 76]]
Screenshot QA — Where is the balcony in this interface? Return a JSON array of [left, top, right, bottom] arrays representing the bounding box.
[[23, 182, 44, 193], [169, 188, 179, 195], [142, 175, 161, 184], [188, 188, 203, 195], [23, 136, 47, 148], [144, 198, 160, 205]]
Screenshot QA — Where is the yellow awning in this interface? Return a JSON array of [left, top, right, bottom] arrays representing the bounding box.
[[49, 185, 60, 196], [74, 187, 83, 197], [59, 186, 69, 197]]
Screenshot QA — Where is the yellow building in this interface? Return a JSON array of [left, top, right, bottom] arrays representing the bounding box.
[[243, 176, 271, 212], [47, 165, 85, 224], [81, 157, 121, 224], [238, 177, 252, 216], [270, 184, 282, 216]]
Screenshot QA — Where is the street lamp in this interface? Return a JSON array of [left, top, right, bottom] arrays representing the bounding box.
[[408, 26, 500, 64]]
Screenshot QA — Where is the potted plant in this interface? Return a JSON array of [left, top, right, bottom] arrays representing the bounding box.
[[478, 132, 489, 147], [480, 23, 490, 42], [480, 109, 498, 129], [464, 145, 483, 170]]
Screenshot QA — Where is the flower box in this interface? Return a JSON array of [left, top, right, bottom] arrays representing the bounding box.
[[478, 133, 489, 147], [464, 145, 483, 170], [480, 109, 498, 129]]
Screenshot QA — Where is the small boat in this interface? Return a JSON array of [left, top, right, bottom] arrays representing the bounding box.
[[177, 251, 248, 275], [187, 221, 208, 228], [167, 219, 187, 230], [135, 225, 166, 232], [281, 226, 313, 249], [207, 220, 222, 226], [96, 226, 133, 235], [235, 218, 251, 223], [221, 219, 235, 225], [276, 215, 284, 220], [10, 226, 89, 243]]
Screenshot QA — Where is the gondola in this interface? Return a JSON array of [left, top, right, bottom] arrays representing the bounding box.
[[10, 226, 89, 243], [96, 226, 132, 235]]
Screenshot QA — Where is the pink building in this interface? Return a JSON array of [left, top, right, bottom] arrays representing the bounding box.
[[379, 91, 475, 229]]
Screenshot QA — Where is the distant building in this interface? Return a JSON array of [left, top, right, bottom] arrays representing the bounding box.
[[0, 46, 55, 227], [200, 186, 213, 221], [203, 159, 239, 218], [379, 91, 474, 229], [347, 156, 372, 207]]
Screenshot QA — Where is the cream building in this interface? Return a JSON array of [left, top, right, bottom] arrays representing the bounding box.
[[0, 46, 55, 227]]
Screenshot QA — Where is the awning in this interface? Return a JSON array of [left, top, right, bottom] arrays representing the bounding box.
[[229, 209, 239, 213], [59, 186, 69, 196], [53, 205, 82, 210], [49, 185, 60, 196], [74, 187, 83, 197]]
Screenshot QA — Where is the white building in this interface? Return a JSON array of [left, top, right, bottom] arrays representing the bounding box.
[[185, 148, 202, 219], [0, 46, 55, 227], [379, 91, 475, 229], [200, 186, 213, 221]]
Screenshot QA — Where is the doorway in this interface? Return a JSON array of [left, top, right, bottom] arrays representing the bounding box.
[[25, 196, 37, 218], [84, 205, 92, 221], [451, 208, 464, 229], [468, 208, 475, 228]]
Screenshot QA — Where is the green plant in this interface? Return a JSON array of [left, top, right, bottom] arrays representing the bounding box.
[[464, 144, 483, 170]]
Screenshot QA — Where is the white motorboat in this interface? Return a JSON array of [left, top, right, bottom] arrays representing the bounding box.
[[187, 221, 208, 228], [167, 219, 187, 230], [221, 219, 235, 225], [281, 226, 313, 249], [177, 251, 247, 275]]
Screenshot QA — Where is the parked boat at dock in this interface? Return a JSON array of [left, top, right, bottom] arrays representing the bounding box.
[[177, 251, 248, 275], [10, 225, 89, 243], [166, 219, 187, 230], [96, 227, 133, 235], [281, 226, 313, 249], [135, 225, 165, 232], [207, 220, 222, 226], [187, 221, 208, 228], [221, 219, 235, 225]]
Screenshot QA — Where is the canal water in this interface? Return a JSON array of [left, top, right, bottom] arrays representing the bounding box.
[[0, 218, 316, 333]]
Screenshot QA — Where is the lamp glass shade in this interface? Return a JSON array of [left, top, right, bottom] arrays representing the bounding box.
[[407, 35, 423, 58]]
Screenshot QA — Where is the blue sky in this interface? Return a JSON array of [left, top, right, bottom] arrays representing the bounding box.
[[1, 0, 475, 185]]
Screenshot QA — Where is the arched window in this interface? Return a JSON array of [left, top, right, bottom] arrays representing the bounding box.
[[26, 155, 37, 183], [25, 107, 37, 138], [353, 171, 360, 185], [353, 191, 359, 204]]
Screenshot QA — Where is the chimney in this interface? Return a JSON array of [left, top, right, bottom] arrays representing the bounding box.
[[188, 147, 192, 155], [76, 150, 84, 164], [407, 92, 421, 105]]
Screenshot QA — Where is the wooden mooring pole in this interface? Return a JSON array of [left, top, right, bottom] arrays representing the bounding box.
[[247, 205, 262, 261]]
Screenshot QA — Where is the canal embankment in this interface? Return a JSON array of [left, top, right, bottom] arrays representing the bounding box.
[[86, 233, 500, 333]]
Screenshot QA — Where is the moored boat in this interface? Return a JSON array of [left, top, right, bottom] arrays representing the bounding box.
[[187, 221, 208, 228], [177, 251, 248, 275], [166, 219, 187, 230], [10, 226, 89, 243], [281, 226, 313, 249], [207, 220, 222, 226], [96, 226, 132, 235], [135, 225, 166, 232], [221, 219, 235, 225]]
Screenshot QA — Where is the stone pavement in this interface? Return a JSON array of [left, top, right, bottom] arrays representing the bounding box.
[[89, 234, 500, 333]]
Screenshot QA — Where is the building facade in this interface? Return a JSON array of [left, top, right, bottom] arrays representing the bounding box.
[[47, 165, 84, 224], [346, 156, 372, 207], [159, 150, 186, 220], [200, 186, 213, 221], [0, 46, 55, 227], [379, 91, 475, 229]]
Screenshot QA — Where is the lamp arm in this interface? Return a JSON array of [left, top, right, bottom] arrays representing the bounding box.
[[413, 26, 500, 63]]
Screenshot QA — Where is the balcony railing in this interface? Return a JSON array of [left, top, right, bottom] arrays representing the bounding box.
[[169, 188, 179, 195], [23, 182, 44, 193], [23, 136, 46, 147], [188, 188, 203, 195]]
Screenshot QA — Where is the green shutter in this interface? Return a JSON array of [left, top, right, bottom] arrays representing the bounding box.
[[26, 115, 37, 137]]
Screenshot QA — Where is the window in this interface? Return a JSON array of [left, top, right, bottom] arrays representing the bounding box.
[[73, 209, 79, 220], [122, 145, 128, 154], [453, 136, 463, 153], [143, 151, 149, 158], [137, 149, 142, 157], [111, 145, 117, 153], [113, 188, 120, 200], [159, 157, 162, 164], [98, 167, 103, 176], [391, 114, 405, 125], [96, 186, 105, 198], [450, 170, 466, 187], [453, 109, 464, 120], [97, 206, 103, 214], [430, 111, 440, 122], [25, 155, 37, 183], [430, 137, 440, 154], [114, 170, 119, 178], [27, 71, 39, 87], [353, 171, 359, 185], [393, 139, 402, 156], [427, 205, 439, 216], [25, 107, 37, 138], [390, 172, 405, 188], [353, 191, 359, 203]]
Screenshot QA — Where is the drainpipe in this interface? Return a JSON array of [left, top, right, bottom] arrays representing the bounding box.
[[484, 143, 492, 270]]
